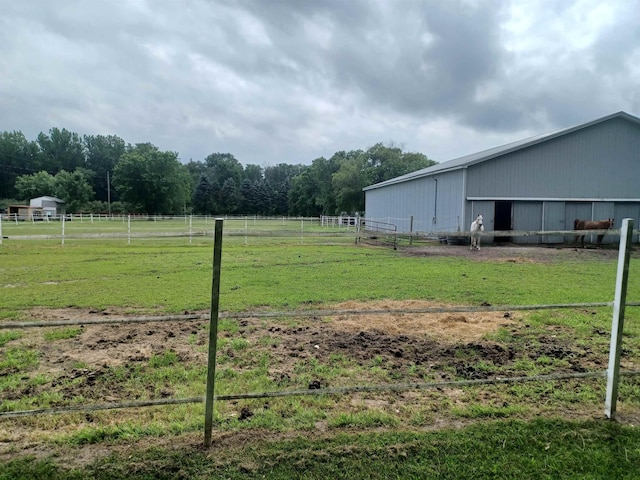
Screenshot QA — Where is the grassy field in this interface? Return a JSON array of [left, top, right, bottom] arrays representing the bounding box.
[[1, 232, 639, 478]]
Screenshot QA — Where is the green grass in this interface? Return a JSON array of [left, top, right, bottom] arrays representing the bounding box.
[[1, 237, 639, 478], [0, 330, 22, 346], [1, 240, 637, 318], [2, 419, 639, 479], [43, 328, 83, 342]]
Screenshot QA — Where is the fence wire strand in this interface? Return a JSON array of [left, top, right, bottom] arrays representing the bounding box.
[[2, 302, 640, 329], [6, 370, 640, 419]]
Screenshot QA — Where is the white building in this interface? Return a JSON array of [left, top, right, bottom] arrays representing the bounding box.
[[30, 196, 66, 217]]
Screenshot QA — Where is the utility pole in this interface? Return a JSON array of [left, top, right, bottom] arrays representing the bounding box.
[[107, 171, 111, 216]]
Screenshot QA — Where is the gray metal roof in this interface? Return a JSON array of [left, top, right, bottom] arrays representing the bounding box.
[[31, 196, 65, 203], [364, 111, 640, 191]]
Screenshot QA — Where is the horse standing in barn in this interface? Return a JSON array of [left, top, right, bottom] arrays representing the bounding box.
[[574, 218, 614, 248], [470, 214, 484, 250]]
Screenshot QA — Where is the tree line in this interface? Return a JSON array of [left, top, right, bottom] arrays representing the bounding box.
[[0, 128, 436, 215]]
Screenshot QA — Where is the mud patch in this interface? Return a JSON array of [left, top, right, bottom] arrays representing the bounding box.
[[0, 302, 622, 467], [404, 244, 624, 263]]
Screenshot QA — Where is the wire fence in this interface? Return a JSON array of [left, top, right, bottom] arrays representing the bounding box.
[[1, 302, 639, 419], [0, 219, 637, 446]]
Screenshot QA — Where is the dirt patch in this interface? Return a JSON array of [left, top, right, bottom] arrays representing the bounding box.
[[327, 300, 514, 342], [404, 243, 626, 262], [0, 301, 630, 467]]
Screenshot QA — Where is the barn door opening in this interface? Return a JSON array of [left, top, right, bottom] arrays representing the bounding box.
[[494, 201, 512, 243]]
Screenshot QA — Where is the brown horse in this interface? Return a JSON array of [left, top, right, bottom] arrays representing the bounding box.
[[574, 218, 614, 248]]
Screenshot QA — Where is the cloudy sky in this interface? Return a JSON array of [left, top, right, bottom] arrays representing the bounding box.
[[1, 0, 639, 166]]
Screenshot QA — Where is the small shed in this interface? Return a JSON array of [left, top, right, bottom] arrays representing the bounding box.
[[30, 196, 66, 217], [6, 205, 44, 220]]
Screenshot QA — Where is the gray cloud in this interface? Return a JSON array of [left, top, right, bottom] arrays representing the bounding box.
[[1, 0, 639, 166]]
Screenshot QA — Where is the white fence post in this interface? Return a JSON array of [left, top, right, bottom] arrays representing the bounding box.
[[604, 218, 634, 419]]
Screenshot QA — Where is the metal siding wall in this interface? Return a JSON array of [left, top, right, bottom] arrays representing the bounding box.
[[614, 203, 640, 242], [543, 201, 565, 243], [513, 202, 542, 244], [365, 178, 432, 232], [364, 171, 465, 234], [432, 171, 465, 232], [467, 118, 640, 199]]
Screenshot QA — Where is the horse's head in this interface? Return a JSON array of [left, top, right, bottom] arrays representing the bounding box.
[[608, 218, 614, 228], [476, 214, 483, 226]]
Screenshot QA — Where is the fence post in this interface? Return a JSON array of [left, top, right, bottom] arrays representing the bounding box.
[[409, 215, 414, 245], [204, 218, 224, 447], [605, 218, 634, 419]]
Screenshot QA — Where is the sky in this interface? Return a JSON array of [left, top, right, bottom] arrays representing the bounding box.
[[1, 0, 639, 167]]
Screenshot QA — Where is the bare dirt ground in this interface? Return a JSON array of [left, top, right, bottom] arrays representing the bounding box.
[[1, 243, 637, 468], [404, 242, 627, 262]]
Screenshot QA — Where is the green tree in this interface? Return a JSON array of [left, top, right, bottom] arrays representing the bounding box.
[[205, 153, 243, 189], [53, 170, 94, 213], [264, 163, 304, 215], [184, 160, 208, 189], [14, 171, 57, 200], [254, 180, 273, 215], [243, 164, 263, 183], [192, 174, 217, 214], [0, 131, 41, 199], [37, 128, 85, 173], [289, 152, 359, 216], [113, 143, 191, 214], [332, 159, 367, 213], [332, 144, 436, 212], [219, 177, 241, 213], [239, 178, 258, 214], [84, 134, 126, 202], [288, 167, 319, 216]]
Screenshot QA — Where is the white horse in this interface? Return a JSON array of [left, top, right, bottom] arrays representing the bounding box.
[[470, 214, 484, 250]]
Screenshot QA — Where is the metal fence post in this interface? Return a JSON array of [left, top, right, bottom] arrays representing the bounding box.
[[204, 218, 224, 447], [605, 218, 634, 419]]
